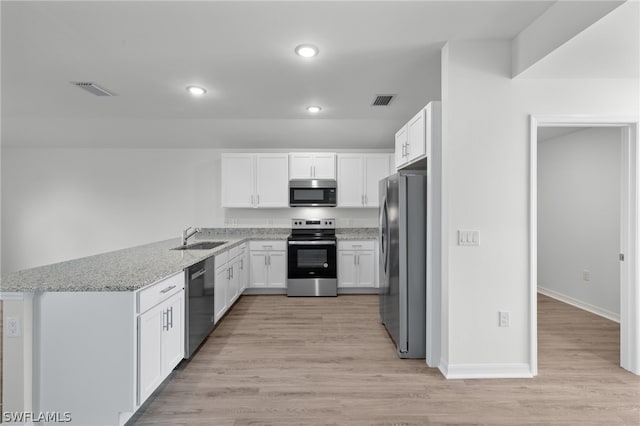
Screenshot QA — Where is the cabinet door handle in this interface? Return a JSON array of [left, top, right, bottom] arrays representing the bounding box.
[[168, 306, 174, 329], [264, 255, 267, 266], [356, 255, 359, 265], [365, 194, 368, 205], [313, 166, 316, 177], [160, 285, 177, 294], [256, 195, 260, 206], [230, 266, 234, 279], [251, 194, 254, 205], [163, 309, 169, 331], [405, 143, 410, 156], [240, 259, 243, 270]]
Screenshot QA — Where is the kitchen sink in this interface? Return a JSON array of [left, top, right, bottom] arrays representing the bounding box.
[[171, 241, 227, 251]]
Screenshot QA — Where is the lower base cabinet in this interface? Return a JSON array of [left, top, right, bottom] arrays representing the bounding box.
[[249, 241, 287, 288], [338, 240, 377, 288], [214, 243, 250, 323], [137, 274, 185, 405]]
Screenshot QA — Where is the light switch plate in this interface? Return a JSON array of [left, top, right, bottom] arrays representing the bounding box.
[[458, 230, 480, 246]]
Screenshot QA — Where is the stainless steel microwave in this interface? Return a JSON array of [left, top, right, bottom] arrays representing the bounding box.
[[289, 180, 337, 207]]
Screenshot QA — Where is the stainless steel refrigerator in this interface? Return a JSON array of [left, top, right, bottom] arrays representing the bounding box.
[[379, 171, 427, 358]]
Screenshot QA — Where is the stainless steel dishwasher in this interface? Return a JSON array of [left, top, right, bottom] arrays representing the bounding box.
[[185, 257, 216, 358]]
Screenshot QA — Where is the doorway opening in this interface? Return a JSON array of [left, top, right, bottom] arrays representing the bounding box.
[[529, 116, 639, 376]]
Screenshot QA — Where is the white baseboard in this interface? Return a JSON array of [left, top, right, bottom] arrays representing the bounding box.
[[538, 286, 620, 323], [438, 358, 449, 377], [439, 361, 533, 379]]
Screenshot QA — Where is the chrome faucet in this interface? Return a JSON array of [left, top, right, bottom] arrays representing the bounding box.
[[182, 227, 201, 246]]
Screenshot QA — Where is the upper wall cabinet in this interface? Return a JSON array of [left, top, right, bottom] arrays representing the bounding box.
[[337, 154, 392, 208], [221, 154, 289, 208], [395, 101, 441, 170], [289, 153, 336, 180]]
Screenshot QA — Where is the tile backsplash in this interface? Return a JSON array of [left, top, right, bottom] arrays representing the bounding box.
[[209, 207, 378, 228]]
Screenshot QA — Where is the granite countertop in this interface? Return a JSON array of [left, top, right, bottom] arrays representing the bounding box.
[[0, 227, 375, 293], [336, 229, 378, 240], [1, 232, 289, 293]]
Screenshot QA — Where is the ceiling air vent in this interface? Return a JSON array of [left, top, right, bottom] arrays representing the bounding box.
[[71, 82, 116, 96], [371, 94, 394, 106]]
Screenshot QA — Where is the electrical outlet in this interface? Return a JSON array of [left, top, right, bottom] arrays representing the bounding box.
[[583, 270, 591, 282], [7, 317, 21, 337], [498, 311, 510, 327]]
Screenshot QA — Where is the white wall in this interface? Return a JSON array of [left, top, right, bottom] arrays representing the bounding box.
[[1, 148, 382, 273], [538, 127, 621, 321], [440, 40, 638, 376]]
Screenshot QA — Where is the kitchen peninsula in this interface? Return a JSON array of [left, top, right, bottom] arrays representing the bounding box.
[[1, 227, 377, 426]]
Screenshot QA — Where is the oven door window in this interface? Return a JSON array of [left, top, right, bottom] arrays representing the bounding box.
[[288, 245, 337, 279]]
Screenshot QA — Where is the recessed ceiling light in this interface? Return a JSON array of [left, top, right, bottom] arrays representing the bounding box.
[[306, 106, 322, 113], [186, 85, 206, 96], [295, 44, 319, 58]]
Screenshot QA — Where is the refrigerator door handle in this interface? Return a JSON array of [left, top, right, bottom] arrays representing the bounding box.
[[380, 200, 390, 275]]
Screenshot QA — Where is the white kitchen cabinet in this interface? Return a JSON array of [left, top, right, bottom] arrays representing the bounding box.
[[289, 152, 336, 179], [395, 126, 408, 168], [355, 250, 375, 287], [395, 102, 441, 170], [221, 154, 254, 207], [312, 153, 337, 179], [255, 154, 289, 207], [138, 278, 184, 405], [214, 257, 228, 323], [337, 154, 364, 207], [228, 256, 240, 306], [337, 241, 377, 288], [160, 292, 184, 375], [407, 108, 427, 162], [239, 243, 249, 293], [363, 155, 391, 207], [338, 251, 357, 287], [138, 304, 163, 403], [213, 246, 248, 323], [249, 240, 287, 288], [266, 251, 287, 288], [221, 153, 288, 208], [249, 252, 268, 287], [337, 154, 391, 207]]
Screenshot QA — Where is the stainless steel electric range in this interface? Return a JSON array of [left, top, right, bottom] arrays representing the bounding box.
[[287, 218, 337, 297]]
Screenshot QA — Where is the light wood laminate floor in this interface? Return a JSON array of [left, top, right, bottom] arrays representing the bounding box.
[[131, 294, 640, 425]]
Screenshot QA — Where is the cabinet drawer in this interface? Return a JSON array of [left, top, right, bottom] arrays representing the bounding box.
[[215, 251, 229, 271], [138, 271, 185, 314], [339, 240, 375, 251], [227, 244, 245, 261], [249, 240, 286, 251]]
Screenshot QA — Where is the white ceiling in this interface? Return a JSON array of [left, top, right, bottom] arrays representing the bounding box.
[[3, 0, 610, 149], [519, 0, 640, 79]]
